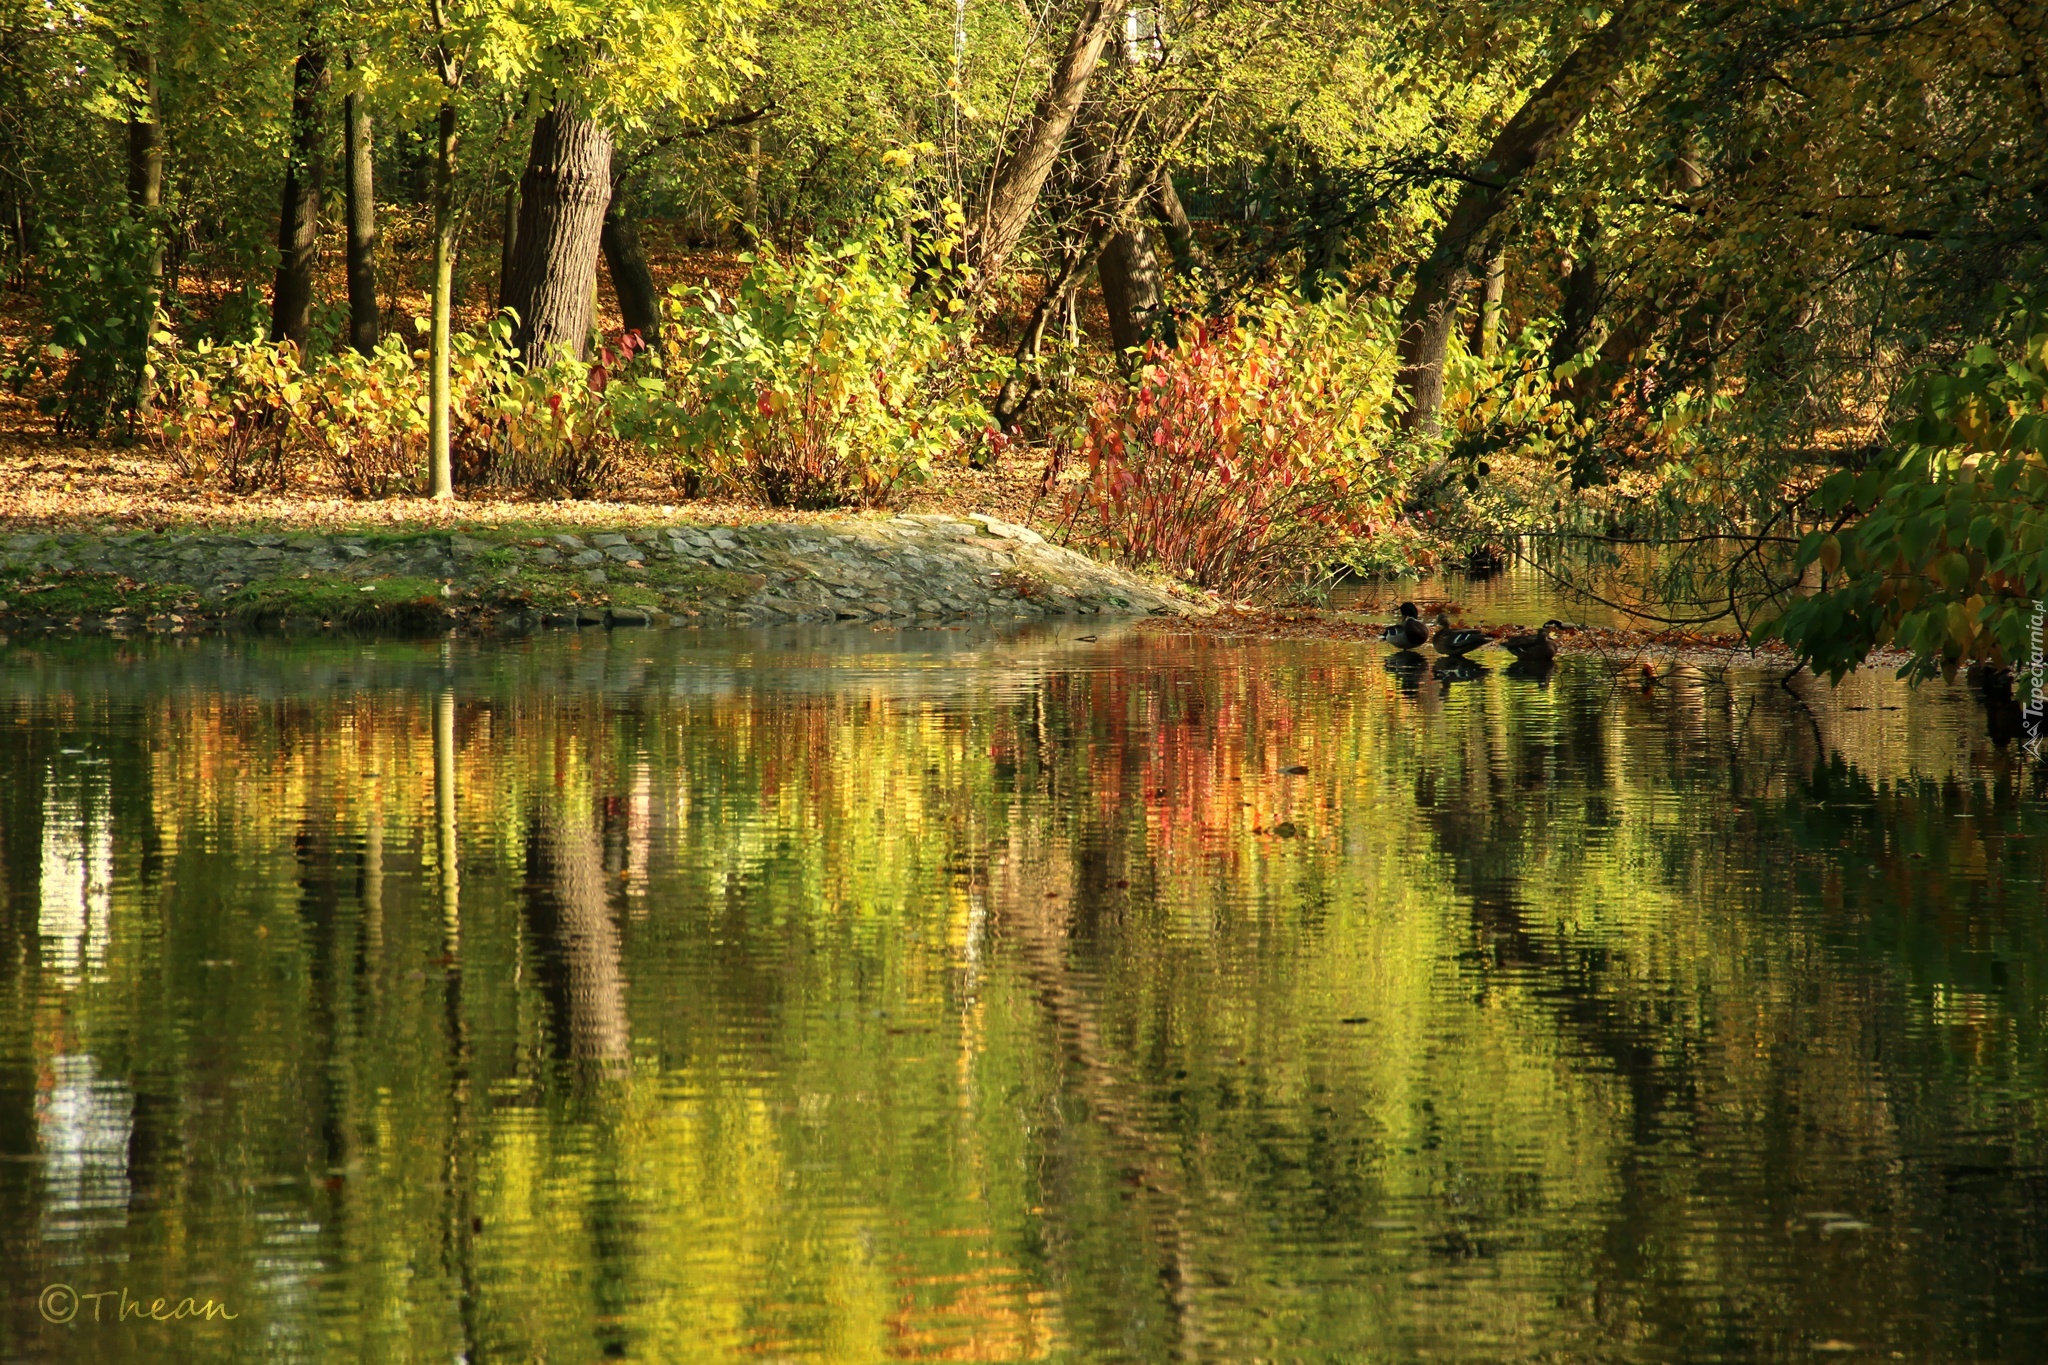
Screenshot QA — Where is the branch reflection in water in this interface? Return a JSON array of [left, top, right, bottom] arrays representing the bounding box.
[[0, 622, 2042, 1363]]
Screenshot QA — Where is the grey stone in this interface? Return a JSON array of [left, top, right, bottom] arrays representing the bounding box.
[[591, 532, 630, 548], [581, 569, 608, 587], [603, 545, 641, 563], [550, 533, 586, 551], [570, 549, 605, 568]]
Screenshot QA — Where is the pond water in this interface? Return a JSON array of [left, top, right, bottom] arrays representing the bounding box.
[[0, 620, 2043, 1363]]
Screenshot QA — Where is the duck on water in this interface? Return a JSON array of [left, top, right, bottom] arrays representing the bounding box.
[[1382, 602, 1430, 651], [1431, 613, 1488, 658], [1380, 608, 1562, 667]]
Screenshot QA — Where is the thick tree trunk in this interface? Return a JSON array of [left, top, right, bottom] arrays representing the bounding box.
[[342, 54, 379, 354], [1395, 4, 1640, 433], [600, 198, 661, 348], [1098, 220, 1161, 357], [501, 103, 614, 368], [1549, 231, 1600, 374], [1148, 170, 1203, 276], [966, 0, 1121, 289], [428, 102, 457, 500], [1477, 247, 1505, 360], [270, 32, 328, 351]]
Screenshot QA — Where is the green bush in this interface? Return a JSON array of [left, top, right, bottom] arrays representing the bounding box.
[[140, 316, 648, 499], [658, 192, 984, 508], [1761, 291, 2048, 683], [7, 217, 160, 437]]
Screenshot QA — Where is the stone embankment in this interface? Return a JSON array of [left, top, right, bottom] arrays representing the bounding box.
[[0, 513, 1190, 631]]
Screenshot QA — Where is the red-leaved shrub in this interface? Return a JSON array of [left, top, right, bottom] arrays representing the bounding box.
[[1063, 319, 1395, 597]]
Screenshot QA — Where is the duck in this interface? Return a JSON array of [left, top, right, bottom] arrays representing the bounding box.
[[1431, 613, 1488, 657], [1498, 621, 1561, 666], [1382, 601, 1430, 650]]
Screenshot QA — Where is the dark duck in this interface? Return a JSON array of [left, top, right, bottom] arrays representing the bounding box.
[[1382, 602, 1430, 651], [1431, 613, 1488, 657], [1498, 622, 1561, 666]]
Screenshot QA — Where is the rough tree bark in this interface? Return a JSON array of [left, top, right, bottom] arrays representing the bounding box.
[[1395, 3, 1641, 433], [343, 47, 379, 353], [501, 103, 614, 368], [966, 0, 1122, 289], [1148, 169, 1203, 276], [270, 28, 328, 351], [600, 196, 661, 348], [1477, 246, 1505, 360], [1098, 222, 1161, 357], [1092, 137, 1162, 357], [125, 45, 163, 283]]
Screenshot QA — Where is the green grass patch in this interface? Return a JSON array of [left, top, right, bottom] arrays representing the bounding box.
[[226, 574, 450, 631], [0, 567, 197, 618], [471, 557, 759, 613]]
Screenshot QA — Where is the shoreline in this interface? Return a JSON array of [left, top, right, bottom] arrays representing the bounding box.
[[0, 513, 1193, 634]]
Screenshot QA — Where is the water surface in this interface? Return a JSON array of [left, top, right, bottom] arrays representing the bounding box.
[[1, 624, 2043, 1362]]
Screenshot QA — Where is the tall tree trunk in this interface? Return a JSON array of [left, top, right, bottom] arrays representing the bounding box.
[[1148, 169, 1203, 276], [1549, 227, 1600, 374], [496, 182, 518, 311], [501, 103, 614, 368], [600, 197, 661, 348], [428, 102, 457, 500], [1395, 4, 1641, 433], [1477, 246, 1506, 360], [1098, 221, 1161, 358], [270, 30, 329, 351], [741, 125, 761, 234], [343, 50, 379, 354], [966, 0, 1121, 289], [125, 45, 164, 284]]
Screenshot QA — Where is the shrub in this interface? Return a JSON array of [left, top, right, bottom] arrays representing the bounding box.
[[470, 326, 648, 499], [140, 317, 646, 500], [1061, 310, 1403, 597], [660, 194, 983, 508], [301, 339, 429, 497], [1762, 292, 2048, 683], [144, 336, 303, 491], [6, 217, 160, 437]]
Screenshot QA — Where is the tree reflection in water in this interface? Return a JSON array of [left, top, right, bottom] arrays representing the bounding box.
[[0, 625, 2042, 1363]]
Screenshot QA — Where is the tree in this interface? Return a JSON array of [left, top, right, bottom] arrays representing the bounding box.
[[342, 43, 379, 353], [965, 0, 1122, 291], [1394, 3, 1643, 434], [501, 103, 612, 368], [269, 12, 327, 351]]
